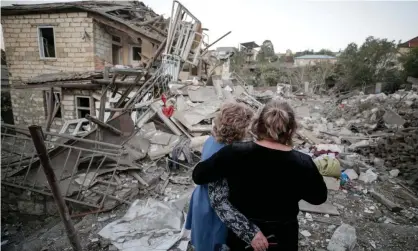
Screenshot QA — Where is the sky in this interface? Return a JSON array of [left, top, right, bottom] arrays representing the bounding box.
[[1, 0, 418, 53]]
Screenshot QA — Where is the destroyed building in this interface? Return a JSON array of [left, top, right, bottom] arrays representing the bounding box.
[[1, 1, 167, 132], [1, 1, 418, 251]]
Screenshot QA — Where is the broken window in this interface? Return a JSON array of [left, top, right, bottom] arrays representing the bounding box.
[[44, 91, 62, 118], [76, 96, 91, 119], [38, 27, 56, 58], [132, 46, 142, 61], [131, 38, 142, 62], [112, 44, 121, 65], [112, 35, 121, 44]]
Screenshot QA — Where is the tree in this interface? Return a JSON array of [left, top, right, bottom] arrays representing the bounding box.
[[400, 47, 418, 78], [336, 36, 401, 92], [317, 49, 335, 56]]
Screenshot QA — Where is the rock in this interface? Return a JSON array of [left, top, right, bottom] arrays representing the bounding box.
[[327, 224, 357, 251], [389, 169, 400, 177], [378, 174, 389, 182], [359, 169, 378, 183], [343, 169, 359, 180], [323, 176, 340, 190], [348, 140, 370, 151], [339, 159, 355, 169], [300, 230, 312, 237], [373, 158, 385, 168], [383, 109, 405, 126]]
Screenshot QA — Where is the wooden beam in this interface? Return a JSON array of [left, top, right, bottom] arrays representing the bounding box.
[[91, 14, 162, 45], [138, 15, 163, 26], [146, 38, 167, 70], [85, 114, 122, 136], [45, 87, 54, 132]]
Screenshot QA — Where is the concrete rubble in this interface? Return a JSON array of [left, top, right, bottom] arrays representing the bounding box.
[[1, 1, 418, 251]]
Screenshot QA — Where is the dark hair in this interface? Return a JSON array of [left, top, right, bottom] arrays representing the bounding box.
[[213, 102, 254, 144], [251, 100, 297, 145]]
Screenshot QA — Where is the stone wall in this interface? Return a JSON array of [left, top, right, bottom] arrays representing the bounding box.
[[10, 84, 94, 131], [1, 186, 58, 216], [1, 12, 95, 84], [93, 22, 112, 70]]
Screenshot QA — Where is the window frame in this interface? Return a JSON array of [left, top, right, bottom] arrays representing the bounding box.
[[130, 45, 142, 63], [44, 90, 62, 118], [37, 26, 57, 59], [75, 96, 93, 119]]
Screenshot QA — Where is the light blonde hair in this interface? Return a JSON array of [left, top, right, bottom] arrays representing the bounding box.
[[213, 102, 254, 144], [251, 100, 297, 145]]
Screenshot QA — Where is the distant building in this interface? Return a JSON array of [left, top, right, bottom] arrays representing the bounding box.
[[216, 47, 236, 57], [239, 41, 259, 63], [399, 36, 418, 54], [294, 55, 337, 67]]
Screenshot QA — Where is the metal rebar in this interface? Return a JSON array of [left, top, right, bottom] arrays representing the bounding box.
[[2, 181, 100, 208], [64, 150, 83, 197], [58, 148, 73, 181], [86, 156, 107, 188], [1, 123, 122, 149], [28, 125, 82, 251], [99, 157, 121, 208], [76, 153, 96, 200], [21, 151, 36, 185]]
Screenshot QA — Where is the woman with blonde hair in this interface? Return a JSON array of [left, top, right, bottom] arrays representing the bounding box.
[[193, 99, 327, 250], [186, 102, 261, 251]]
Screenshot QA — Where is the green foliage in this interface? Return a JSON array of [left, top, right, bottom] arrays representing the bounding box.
[[400, 47, 418, 78], [294, 49, 335, 57], [259, 64, 282, 86], [337, 36, 401, 91]]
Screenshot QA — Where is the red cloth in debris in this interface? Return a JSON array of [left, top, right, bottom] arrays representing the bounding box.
[[313, 149, 339, 157], [161, 94, 174, 117]]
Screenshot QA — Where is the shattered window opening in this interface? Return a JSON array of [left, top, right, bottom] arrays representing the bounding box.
[[131, 38, 142, 62], [44, 91, 62, 118], [38, 27, 56, 58], [132, 46, 142, 61], [112, 35, 121, 44], [76, 96, 92, 119]]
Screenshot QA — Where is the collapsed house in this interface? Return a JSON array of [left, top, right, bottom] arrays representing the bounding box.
[[0, 0, 257, 219]]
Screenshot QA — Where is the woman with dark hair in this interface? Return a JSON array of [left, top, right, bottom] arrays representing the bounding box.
[[192, 100, 328, 251]]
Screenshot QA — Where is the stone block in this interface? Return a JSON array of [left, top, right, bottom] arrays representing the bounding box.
[[327, 224, 356, 251], [67, 13, 79, 17], [17, 200, 45, 215]]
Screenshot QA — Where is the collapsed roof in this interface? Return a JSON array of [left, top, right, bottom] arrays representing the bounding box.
[[1, 1, 168, 43]]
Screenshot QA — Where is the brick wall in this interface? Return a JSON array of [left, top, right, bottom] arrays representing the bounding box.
[[10, 85, 94, 132], [93, 22, 112, 70], [1, 12, 95, 84], [1, 12, 96, 129]]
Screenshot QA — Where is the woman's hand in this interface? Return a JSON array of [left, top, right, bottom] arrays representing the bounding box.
[[251, 231, 269, 251]]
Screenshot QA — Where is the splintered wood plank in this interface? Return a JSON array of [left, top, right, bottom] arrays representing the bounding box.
[[299, 200, 340, 216]]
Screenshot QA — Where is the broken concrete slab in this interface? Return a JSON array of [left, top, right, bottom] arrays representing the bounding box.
[[343, 169, 358, 180], [383, 109, 405, 126], [299, 200, 339, 216], [173, 99, 221, 128], [359, 169, 378, 183], [327, 224, 357, 251], [187, 86, 218, 102], [323, 176, 340, 191], [150, 131, 176, 145]]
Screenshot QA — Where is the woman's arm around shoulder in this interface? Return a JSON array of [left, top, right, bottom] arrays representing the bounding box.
[[192, 144, 234, 185], [298, 153, 328, 205]]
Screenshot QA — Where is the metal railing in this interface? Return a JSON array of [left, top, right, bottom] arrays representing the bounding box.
[[1, 124, 130, 209]]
